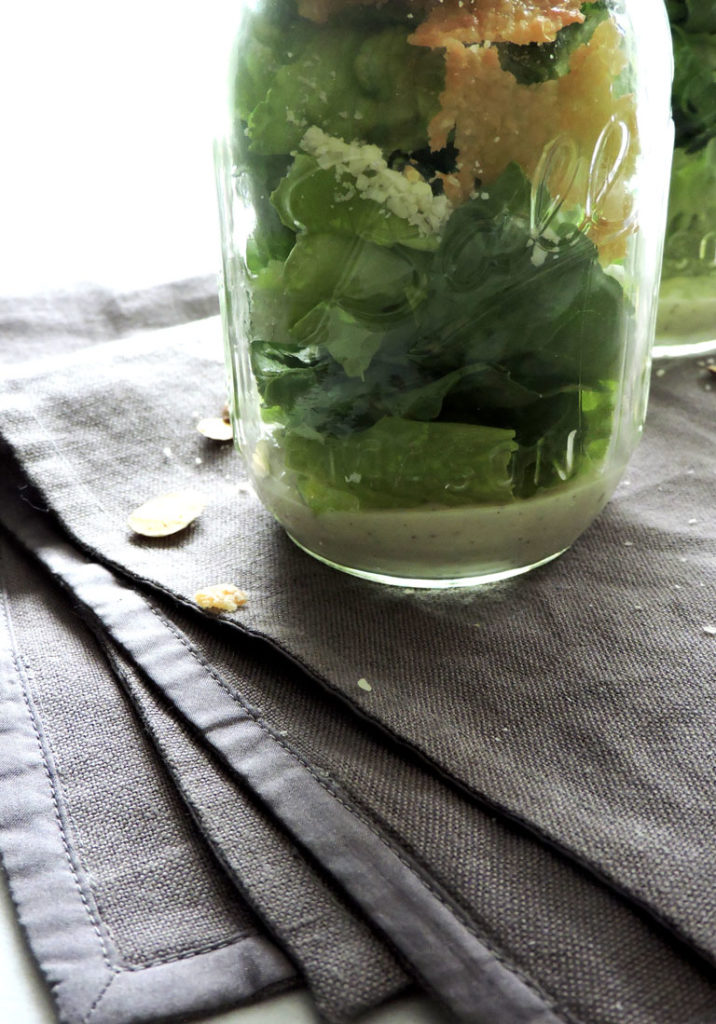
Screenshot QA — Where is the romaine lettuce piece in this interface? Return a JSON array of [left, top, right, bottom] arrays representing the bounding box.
[[249, 163, 626, 507], [248, 260, 289, 344], [284, 417, 517, 511], [283, 232, 429, 325], [233, 126, 295, 273], [232, 4, 315, 121]]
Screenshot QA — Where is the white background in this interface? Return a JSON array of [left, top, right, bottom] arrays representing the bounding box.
[[0, 5, 445, 1021], [0, 2, 238, 294]]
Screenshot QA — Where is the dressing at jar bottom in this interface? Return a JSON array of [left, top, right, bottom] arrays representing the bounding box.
[[259, 469, 622, 588]]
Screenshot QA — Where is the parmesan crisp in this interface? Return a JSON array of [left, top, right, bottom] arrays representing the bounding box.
[[409, 0, 585, 47]]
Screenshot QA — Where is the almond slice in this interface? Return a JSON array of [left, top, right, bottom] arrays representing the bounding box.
[[197, 417, 234, 442], [128, 491, 205, 537]]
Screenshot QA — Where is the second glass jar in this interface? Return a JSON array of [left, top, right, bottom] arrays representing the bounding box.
[[654, 4, 716, 358]]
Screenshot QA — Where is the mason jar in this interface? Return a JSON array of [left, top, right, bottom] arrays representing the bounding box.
[[216, 0, 673, 587], [653, 6, 716, 359]]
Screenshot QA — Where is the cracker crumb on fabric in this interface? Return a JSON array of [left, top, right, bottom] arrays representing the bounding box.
[[194, 584, 248, 613]]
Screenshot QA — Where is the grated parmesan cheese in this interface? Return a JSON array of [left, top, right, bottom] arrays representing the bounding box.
[[300, 125, 452, 236]]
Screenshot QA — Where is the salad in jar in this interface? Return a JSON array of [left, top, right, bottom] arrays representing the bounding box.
[[216, 0, 672, 585], [655, 1, 716, 357]]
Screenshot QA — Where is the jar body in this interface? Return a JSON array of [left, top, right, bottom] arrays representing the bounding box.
[[654, 11, 716, 359], [217, 0, 673, 586]]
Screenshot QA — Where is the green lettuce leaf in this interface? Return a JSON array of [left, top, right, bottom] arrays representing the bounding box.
[[271, 153, 439, 250], [291, 304, 385, 379], [282, 232, 429, 325], [663, 139, 716, 274], [667, 2, 716, 34], [249, 164, 625, 507], [671, 28, 716, 151], [248, 260, 291, 345], [246, 26, 443, 155], [231, 1, 317, 121], [284, 417, 517, 511], [233, 126, 295, 272]]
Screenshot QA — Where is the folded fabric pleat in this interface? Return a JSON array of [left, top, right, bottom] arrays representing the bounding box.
[[0, 534, 297, 1024], [0, 477, 563, 1024]]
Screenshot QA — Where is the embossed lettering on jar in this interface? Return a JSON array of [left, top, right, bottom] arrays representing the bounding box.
[[216, 0, 673, 587]]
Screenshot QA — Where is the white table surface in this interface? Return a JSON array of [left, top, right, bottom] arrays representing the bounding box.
[[0, 5, 449, 1022]]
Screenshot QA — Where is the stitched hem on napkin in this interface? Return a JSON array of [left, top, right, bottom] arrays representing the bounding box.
[[0, 553, 296, 1024]]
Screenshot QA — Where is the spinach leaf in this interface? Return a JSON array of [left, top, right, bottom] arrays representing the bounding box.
[[410, 166, 623, 388], [497, 2, 609, 85]]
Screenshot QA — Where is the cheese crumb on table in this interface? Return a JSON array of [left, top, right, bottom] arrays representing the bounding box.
[[194, 584, 248, 613]]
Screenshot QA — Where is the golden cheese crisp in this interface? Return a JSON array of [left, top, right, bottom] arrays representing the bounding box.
[[415, 18, 635, 259], [127, 491, 205, 538], [409, 0, 585, 48], [194, 584, 248, 612]]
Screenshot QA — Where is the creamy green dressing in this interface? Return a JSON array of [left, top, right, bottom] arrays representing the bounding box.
[[258, 469, 622, 584]]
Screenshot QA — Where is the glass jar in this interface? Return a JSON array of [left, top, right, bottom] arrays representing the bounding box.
[[216, 0, 673, 587], [653, 5, 716, 359]]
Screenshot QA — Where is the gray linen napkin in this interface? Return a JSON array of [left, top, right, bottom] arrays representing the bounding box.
[[2, 308, 715, 960], [1, 288, 715, 1024], [0, 513, 415, 1024], [1, 481, 565, 1024], [4, 470, 716, 1024], [0, 277, 219, 365], [0, 537, 297, 1024]]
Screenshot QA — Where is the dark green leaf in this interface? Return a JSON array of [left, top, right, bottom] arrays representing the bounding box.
[[497, 2, 609, 86]]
